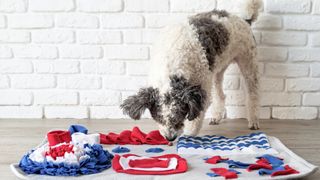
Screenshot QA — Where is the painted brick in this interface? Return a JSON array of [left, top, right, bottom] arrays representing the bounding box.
[[104, 45, 149, 60], [0, 91, 32, 105], [0, 0, 26, 12], [266, 0, 311, 14], [314, 0, 320, 14], [103, 76, 147, 90], [58, 76, 101, 89], [34, 91, 78, 105], [303, 93, 320, 106], [0, 46, 12, 59], [225, 106, 271, 119], [261, 92, 301, 106], [265, 63, 309, 77], [224, 64, 241, 75], [260, 78, 284, 91], [223, 76, 240, 90], [45, 106, 88, 119], [11, 75, 56, 89], [0, 76, 9, 88], [225, 90, 245, 106], [253, 15, 282, 29], [310, 34, 320, 47], [0, 106, 42, 119], [102, 14, 144, 29], [257, 47, 287, 62], [12, 46, 58, 59], [287, 78, 320, 92], [123, 29, 160, 44], [171, 0, 215, 12], [289, 48, 320, 62], [273, 107, 317, 120], [126, 61, 149, 75], [78, 31, 122, 44], [0, 15, 6, 28], [80, 91, 120, 105], [146, 14, 188, 28], [56, 14, 99, 28], [0, 61, 33, 73], [8, 15, 53, 29], [97, 61, 125, 75], [284, 16, 320, 30], [126, 0, 169, 12], [59, 45, 102, 59], [32, 30, 74, 44], [29, 0, 74, 12], [0, 30, 30, 43], [311, 63, 320, 77], [34, 60, 79, 74], [80, 61, 97, 74], [78, 0, 122, 12], [262, 32, 307, 46]]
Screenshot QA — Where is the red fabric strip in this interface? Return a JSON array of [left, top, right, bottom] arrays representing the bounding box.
[[100, 127, 169, 145]]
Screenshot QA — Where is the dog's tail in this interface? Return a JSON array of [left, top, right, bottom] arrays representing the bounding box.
[[239, 0, 263, 25]]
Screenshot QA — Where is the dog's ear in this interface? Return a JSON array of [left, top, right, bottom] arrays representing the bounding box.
[[182, 85, 206, 120], [120, 87, 158, 120]]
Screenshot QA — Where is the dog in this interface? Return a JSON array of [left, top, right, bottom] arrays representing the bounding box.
[[121, 0, 262, 141]]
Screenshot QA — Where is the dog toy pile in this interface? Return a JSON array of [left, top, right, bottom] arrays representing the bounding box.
[[112, 154, 188, 175], [177, 132, 278, 155], [19, 125, 114, 176], [99, 126, 169, 145]]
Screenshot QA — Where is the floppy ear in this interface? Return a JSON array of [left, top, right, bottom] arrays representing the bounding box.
[[120, 87, 158, 120], [182, 85, 207, 120]]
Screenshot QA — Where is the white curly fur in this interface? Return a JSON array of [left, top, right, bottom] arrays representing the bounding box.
[[148, 0, 262, 138]]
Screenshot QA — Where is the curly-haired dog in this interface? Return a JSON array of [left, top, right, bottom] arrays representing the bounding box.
[[121, 0, 262, 141]]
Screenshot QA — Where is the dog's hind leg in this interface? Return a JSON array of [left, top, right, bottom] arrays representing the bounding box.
[[236, 55, 260, 130], [209, 68, 227, 125]]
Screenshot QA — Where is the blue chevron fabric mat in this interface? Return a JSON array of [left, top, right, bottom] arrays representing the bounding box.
[[177, 132, 278, 155]]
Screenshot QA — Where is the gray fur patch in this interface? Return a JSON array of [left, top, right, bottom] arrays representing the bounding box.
[[189, 10, 230, 70], [120, 87, 162, 121], [164, 75, 207, 129]]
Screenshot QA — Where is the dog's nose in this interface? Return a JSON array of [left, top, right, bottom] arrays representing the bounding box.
[[165, 135, 177, 142]]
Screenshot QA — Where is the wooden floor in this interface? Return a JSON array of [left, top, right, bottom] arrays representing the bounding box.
[[0, 118, 319, 179]]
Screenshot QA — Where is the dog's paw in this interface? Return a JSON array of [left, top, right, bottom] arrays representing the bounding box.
[[209, 118, 221, 125], [248, 121, 260, 130]]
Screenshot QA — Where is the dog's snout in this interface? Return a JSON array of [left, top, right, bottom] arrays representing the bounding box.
[[165, 134, 177, 142]]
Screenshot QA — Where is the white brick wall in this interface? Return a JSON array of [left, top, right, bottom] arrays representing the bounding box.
[[0, 0, 319, 120]]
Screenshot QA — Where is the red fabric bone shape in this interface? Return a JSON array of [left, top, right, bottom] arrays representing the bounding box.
[[100, 127, 169, 145], [247, 158, 273, 171], [205, 156, 229, 164], [112, 154, 188, 175], [210, 168, 238, 179]]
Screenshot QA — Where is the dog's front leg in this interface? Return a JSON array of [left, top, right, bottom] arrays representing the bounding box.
[[183, 112, 205, 136]]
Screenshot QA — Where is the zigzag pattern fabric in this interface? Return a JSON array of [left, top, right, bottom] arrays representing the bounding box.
[[177, 132, 278, 155]]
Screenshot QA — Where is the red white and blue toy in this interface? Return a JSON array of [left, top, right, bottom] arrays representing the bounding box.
[[19, 125, 114, 176]]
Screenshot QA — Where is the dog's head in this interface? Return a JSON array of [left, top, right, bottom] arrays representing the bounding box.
[[120, 75, 206, 141]]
